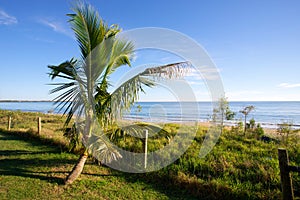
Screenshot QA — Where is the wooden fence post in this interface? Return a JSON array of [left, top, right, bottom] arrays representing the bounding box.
[[278, 148, 294, 200], [144, 129, 148, 169], [7, 116, 11, 131], [38, 117, 41, 134]]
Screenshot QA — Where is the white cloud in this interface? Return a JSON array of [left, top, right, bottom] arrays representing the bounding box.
[[0, 9, 17, 25], [278, 83, 300, 88], [39, 19, 74, 38]]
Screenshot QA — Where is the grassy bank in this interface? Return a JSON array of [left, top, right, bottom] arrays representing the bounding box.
[[0, 110, 300, 199]]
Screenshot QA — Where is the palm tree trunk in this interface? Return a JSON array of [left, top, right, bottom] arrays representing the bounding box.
[[65, 152, 88, 185]]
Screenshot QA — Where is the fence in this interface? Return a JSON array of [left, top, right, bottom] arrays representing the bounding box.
[[4, 116, 42, 134], [278, 148, 300, 200]]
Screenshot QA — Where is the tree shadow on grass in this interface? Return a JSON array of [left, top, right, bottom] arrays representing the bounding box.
[[0, 166, 65, 185], [0, 128, 68, 152], [0, 129, 76, 185], [0, 157, 76, 185], [0, 150, 60, 156], [110, 171, 202, 200], [111, 170, 243, 200]]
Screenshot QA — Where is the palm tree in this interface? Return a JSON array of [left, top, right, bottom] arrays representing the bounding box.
[[48, 2, 190, 185], [240, 105, 255, 135]]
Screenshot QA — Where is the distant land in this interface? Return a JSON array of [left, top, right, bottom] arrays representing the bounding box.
[[0, 100, 54, 102]]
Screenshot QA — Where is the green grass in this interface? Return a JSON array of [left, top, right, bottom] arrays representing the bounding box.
[[0, 130, 197, 200], [1, 109, 300, 199], [0, 110, 197, 199]]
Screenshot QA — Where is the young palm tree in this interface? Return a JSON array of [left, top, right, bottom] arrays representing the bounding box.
[[240, 105, 255, 135], [48, 2, 190, 185]]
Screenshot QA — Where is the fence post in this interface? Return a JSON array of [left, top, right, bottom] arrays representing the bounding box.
[[144, 129, 148, 169], [278, 148, 294, 200], [7, 116, 11, 131], [38, 117, 41, 134]]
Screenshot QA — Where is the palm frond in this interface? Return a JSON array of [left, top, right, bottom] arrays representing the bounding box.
[[68, 4, 101, 58], [49, 82, 76, 94], [82, 36, 135, 93], [104, 39, 135, 76], [99, 61, 191, 125], [105, 75, 155, 125], [87, 133, 122, 164], [141, 61, 191, 79], [48, 59, 83, 126], [67, 2, 120, 59], [48, 58, 78, 80]]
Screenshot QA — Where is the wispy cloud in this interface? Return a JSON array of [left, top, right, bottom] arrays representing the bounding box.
[[0, 9, 17, 25], [185, 67, 222, 81], [38, 19, 74, 38], [278, 83, 300, 88]]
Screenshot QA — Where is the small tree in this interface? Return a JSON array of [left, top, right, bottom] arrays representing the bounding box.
[[254, 123, 264, 139], [249, 118, 255, 130], [246, 118, 264, 139], [230, 121, 243, 135], [240, 105, 255, 135], [277, 121, 296, 145], [213, 97, 235, 134]]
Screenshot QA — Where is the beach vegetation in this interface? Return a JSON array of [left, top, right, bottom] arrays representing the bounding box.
[[276, 121, 300, 146]]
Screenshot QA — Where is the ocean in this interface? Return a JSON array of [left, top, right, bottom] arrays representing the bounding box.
[[0, 101, 299, 128]]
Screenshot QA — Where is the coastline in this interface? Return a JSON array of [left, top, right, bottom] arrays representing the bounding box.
[[0, 107, 299, 131], [1, 100, 300, 131], [0, 109, 291, 141]]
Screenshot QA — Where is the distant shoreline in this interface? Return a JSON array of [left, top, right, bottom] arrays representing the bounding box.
[[0, 100, 53, 102]]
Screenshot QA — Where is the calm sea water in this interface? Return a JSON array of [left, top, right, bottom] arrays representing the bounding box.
[[0, 101, 300, 128]]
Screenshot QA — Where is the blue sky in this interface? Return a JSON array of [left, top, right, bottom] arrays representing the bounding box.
[[0, 0, 300, 101]]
